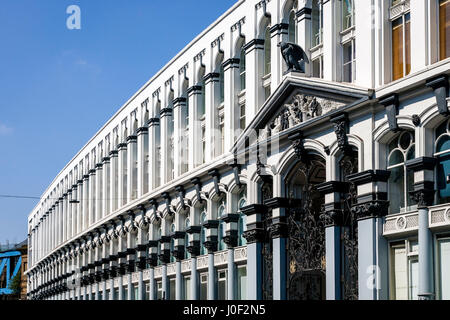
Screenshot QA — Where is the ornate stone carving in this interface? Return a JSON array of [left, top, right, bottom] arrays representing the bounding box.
[[410, 189, 434, 208], [267, 94, 343, 136]]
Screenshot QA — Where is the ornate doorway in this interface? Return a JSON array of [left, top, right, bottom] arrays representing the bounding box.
[[285, 156, 326, 300]]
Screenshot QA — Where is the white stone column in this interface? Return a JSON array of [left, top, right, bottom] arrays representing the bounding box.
[[88, 168, 96, 225], [243, 39, 265, 122], [187, 86, 202, 169], [173, 97, 186, 177], [222, 58, 240, 150], [102, 156, 110, 217], [126, 135, 137, 202], [159, 108, 172, 184], [95, 163, 103, 222], [322, 0, 336, 82], [204, 72, 221, 162], [137, 126, 148, 197], [109, 150, 118, 212], [148, 118, 160, 189], [82, 174, 89, 231], [270, 23, 287, 91], [117, 143, 127, 208]]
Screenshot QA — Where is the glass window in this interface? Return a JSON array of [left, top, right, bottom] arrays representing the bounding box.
[[157, 281, 163, 300], [114, 288, 119, 300], [239, 48, 246, 91], [184, 276, 191, 300], [185, 218, 191, 259], [145, 282, 150, 300], [440, 0, 450, 60], [200, 208, 207, 255], [288, 11, 296, 43], [218, 201, 226, 251], [264, 27, 271, 76], [200, 273, 208, 300], [342, 0, 354, 30], [312, 0, 323, 46], [123, 286, 128, 300], [239, 104, 246, 131], [238, 189, 247, 246], [435, 120, 450, 204], [389, 240, 419, 300], [217, 270, 227, 300], [392, 13, 411, 81], [219, 65, 225, 104], [437, 237, 450, 299], [387, 131, 416, 213], [134, 286, 138, 300], [169, 278, 176, 300], [342, 39, 355, 83], [312, 56, 323, 78], [237, 265, 247, 300]]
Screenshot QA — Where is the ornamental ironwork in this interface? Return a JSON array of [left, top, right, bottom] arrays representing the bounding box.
[[286, 157, 326, 300]]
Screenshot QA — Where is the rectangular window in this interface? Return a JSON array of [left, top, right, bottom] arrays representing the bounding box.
[[122, 148, 128, 206], [437, 237, 450, 299], [114, 288, 119, 300], [200, 273, 208, 300], [239, 104, 246, 131], [217, 270, 227, 300], [342, 0, 354, 31], [392, 13, 411, 81], [440, 0, 450, 60], [219, 113, 225, 155], [312, 56, 323, 78], [169, 278, 176, 300], [201, 124, 206, 164], [312, 0, 323, 46], [157, 281, 163, 300], [237, 265, 247, 300], [342, 40, 355, 83], [123, 286, 128, 300], [184, 276, 191, 300], [389, 240, 419, 300], [145, 282, 150, 300]]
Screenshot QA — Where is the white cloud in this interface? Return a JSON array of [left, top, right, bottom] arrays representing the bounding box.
[[0, 123, 12, 135]]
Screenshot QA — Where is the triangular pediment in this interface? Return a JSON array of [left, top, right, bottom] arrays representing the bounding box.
[[232, 73, 372, 153]]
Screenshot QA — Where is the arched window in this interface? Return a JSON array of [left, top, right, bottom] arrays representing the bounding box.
[[387, 131, 416, 213], [219, 64, 225, 105], [170, 223, 176, 263], [237, 189, 247, 246], [157, 227, 162, 266], [239, 47, 246, 91], [435, 119, 450, 204], [264, 26, 271, 76], [312, 0, 323, 46], [217, 202, 226, 251], [200, 206, 207, 255], [184, 218, 191, 259], [288, 10, 296, 43]]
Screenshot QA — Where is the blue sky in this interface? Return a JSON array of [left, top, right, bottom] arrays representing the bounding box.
[[0, 0, 237, 244]]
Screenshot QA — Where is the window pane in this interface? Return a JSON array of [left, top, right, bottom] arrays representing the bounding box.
[[342, 0, 353, 30], [184, 277, 191, 300], [437, 154, 450, 203], [170, 279, 176, 300], [289, 11, 296, 43], [264, 27, 271, 75], [217, 271, 227, 300], [388, 150, 404, 166], [405, 13, 411, 76], [389, 166, 405, 213], [343, 42, 353, 83], [440, 0, 450, 60], [392, 17, 404, 81], [237, 266, 247, 300], [391, 245, 408, 300], [438, 238, 450, 299], [408, 258, 419, 300]]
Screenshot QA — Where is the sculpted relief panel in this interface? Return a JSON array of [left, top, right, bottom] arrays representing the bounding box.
[[262, 93, 345, 139]]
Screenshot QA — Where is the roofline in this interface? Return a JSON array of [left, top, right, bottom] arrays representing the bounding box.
[[28, 0, 246, 218]]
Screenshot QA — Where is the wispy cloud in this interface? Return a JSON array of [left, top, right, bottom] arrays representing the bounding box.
[[0, 123, 13, 135]]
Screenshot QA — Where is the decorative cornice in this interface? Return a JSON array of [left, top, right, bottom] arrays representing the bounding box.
[[187, 85, 203, 95], [405, 157, 437, 172], [243, 39, 265, 52], [160, 108, 173, 117], [126, 135, 137, 143]]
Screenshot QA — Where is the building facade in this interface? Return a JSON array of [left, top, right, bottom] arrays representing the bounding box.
[[26, 0, 450, 300]]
